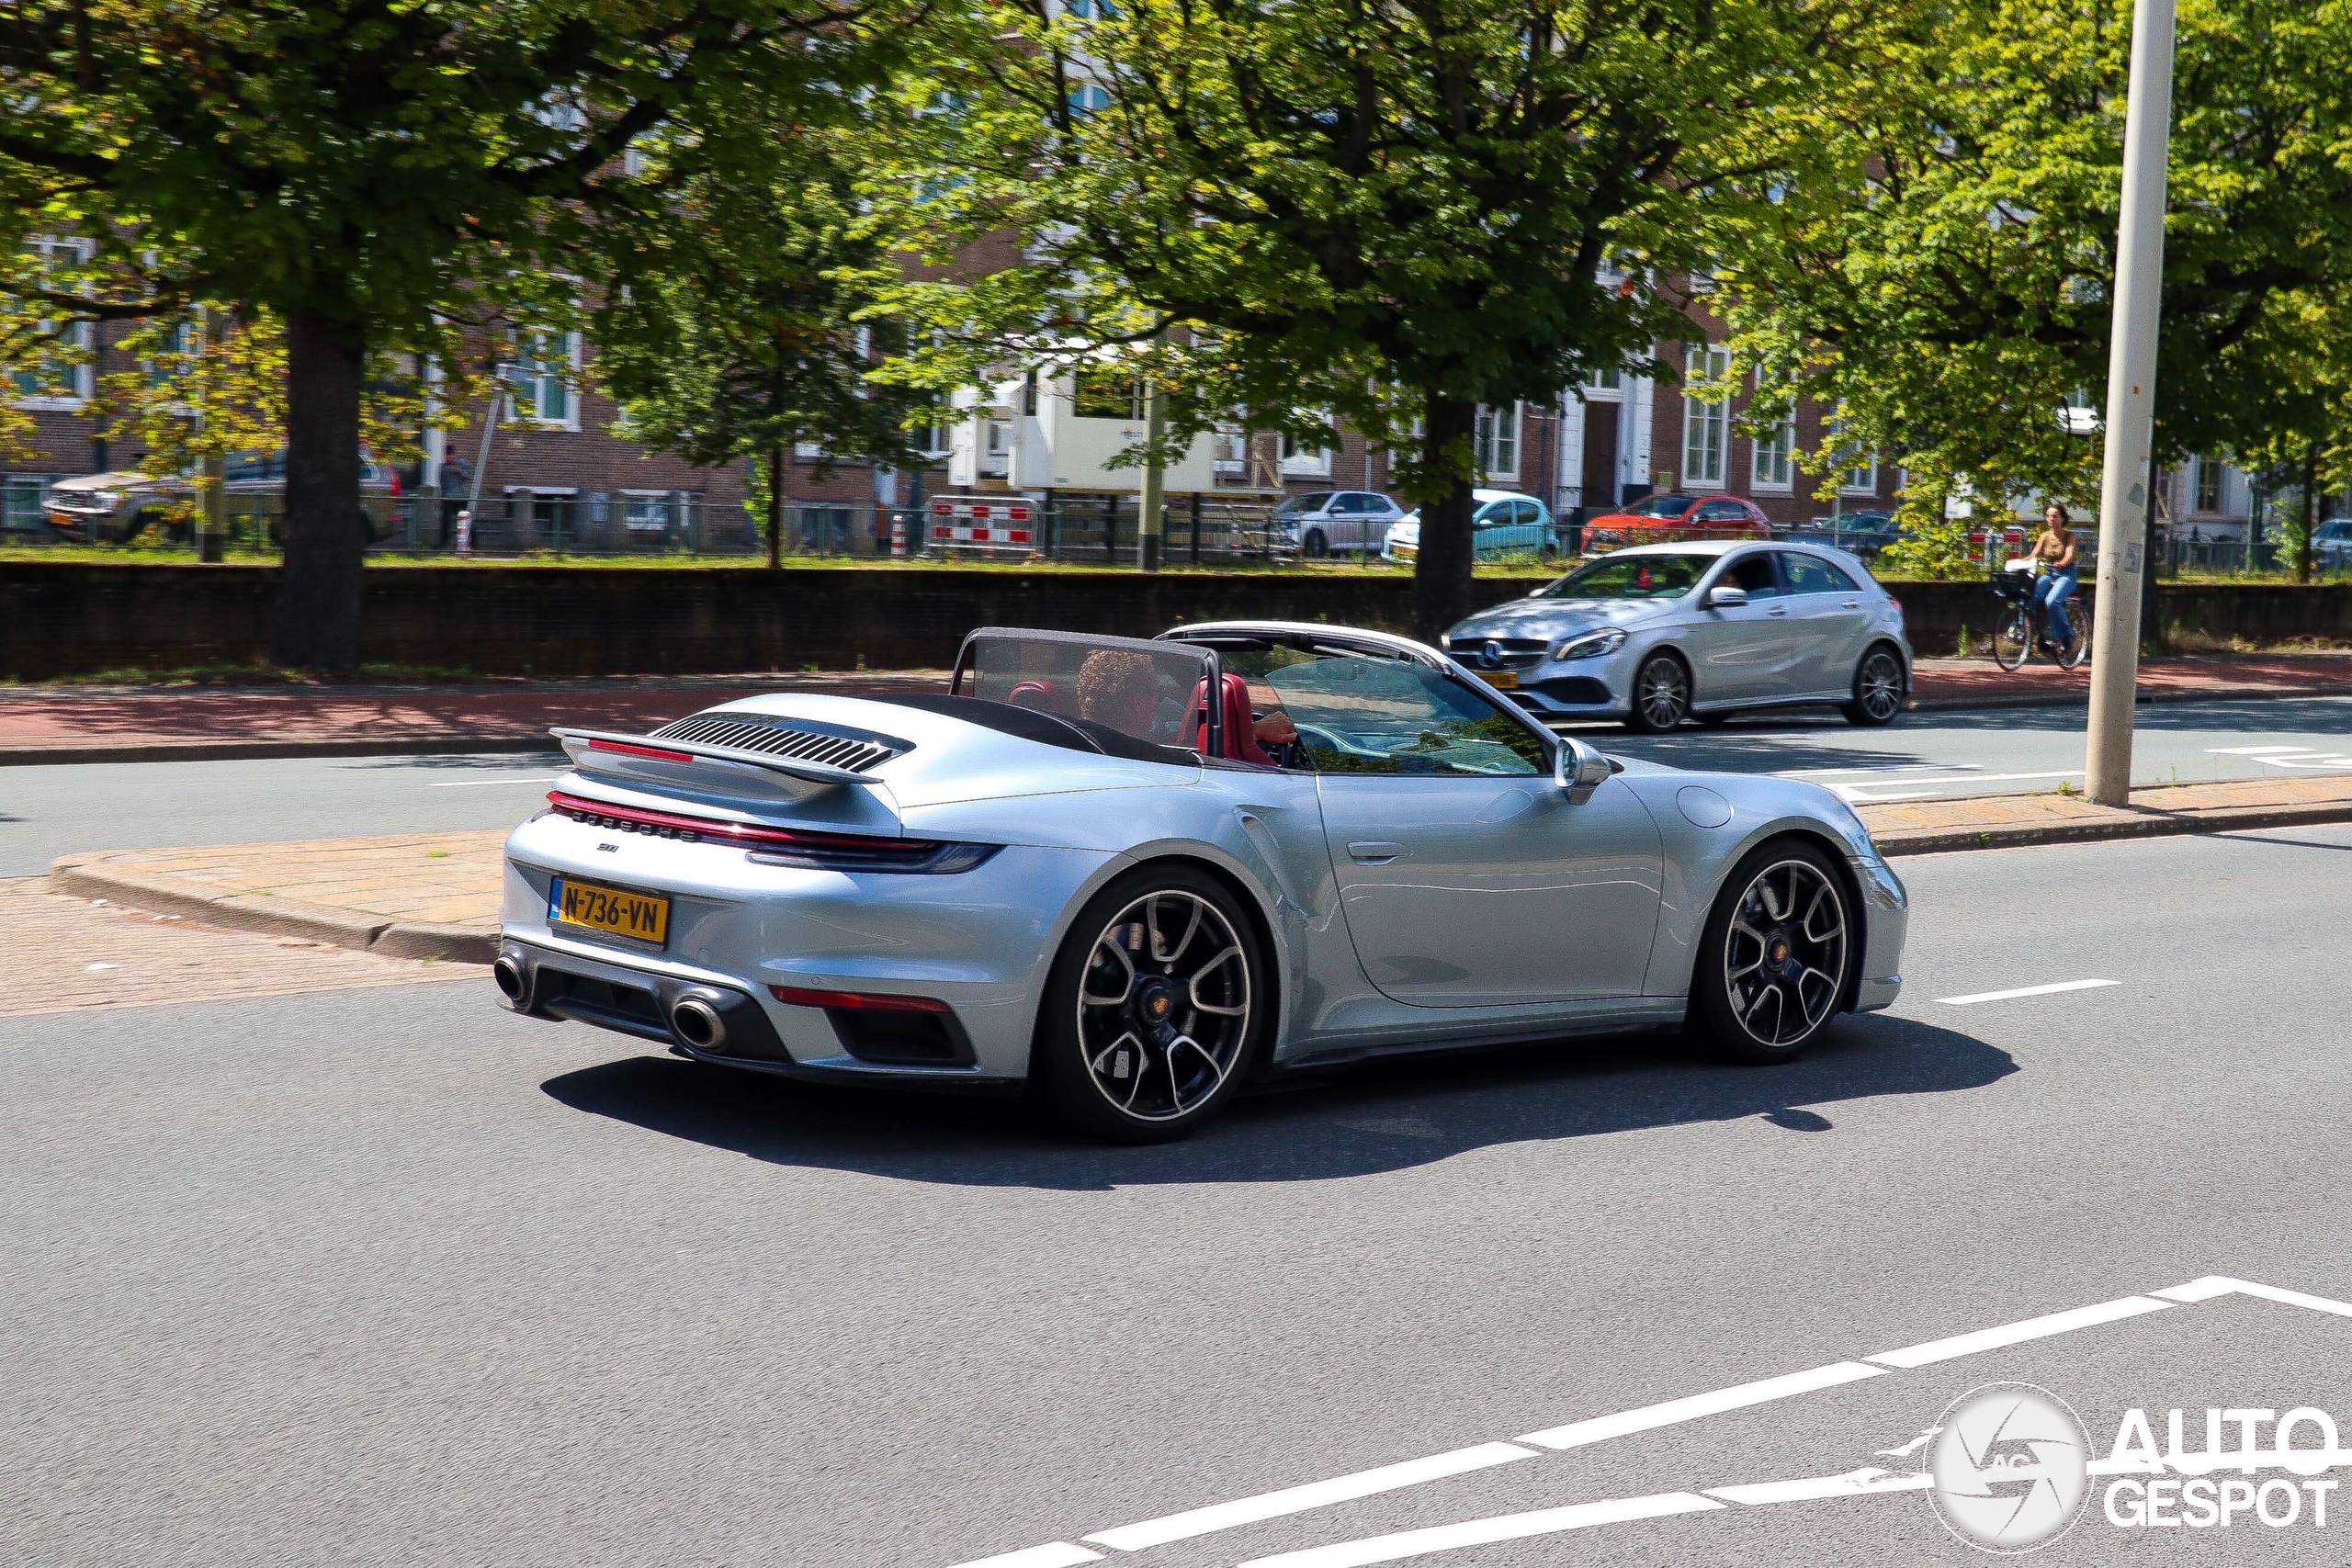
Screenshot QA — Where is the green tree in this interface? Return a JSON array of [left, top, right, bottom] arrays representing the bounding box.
[[1706, 0, 2352, 577], [0, 0, 909, 666], [886, 0, 1861, 635], [2220, 292, 2352, 581], [594, 133, 924, 569]]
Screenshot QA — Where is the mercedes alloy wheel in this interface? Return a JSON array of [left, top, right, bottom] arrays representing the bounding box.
[[1035, 866, 1263, 1141], [1844, 647, 1905, 727], [1625, 652, 1692, 733]]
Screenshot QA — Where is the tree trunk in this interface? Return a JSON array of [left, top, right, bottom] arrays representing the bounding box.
[[1411, 392, 1480, 641], [269, 310, 368, 670], [767, 442, 785, 570]]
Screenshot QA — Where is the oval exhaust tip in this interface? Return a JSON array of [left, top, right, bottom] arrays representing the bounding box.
[[492, 954, 529, 1004], [672, 997, 726, 1052]]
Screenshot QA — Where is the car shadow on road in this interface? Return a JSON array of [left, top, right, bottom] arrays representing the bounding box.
[[539, 1013, 2015, 1190]]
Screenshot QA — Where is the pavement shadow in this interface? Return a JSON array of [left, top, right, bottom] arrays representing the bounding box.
[[539, 1013, 2016, 1191]]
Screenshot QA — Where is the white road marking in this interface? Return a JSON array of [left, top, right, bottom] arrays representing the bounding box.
[[1705, 1467, 1934, 1505], [944, 1544, 1102, 1568], [1814, 769, 2086, 803], [955, 1276, 2352, 1568], [1082, 1443, 1535, 1551], [1864, 1293, 2173, 1369], [1774, 764, 1985, 777], [1518, 1361, 1885, 1451], [1935, 978, 2120, 1006], [426, 775, 560, 787], [1233, 1493, 1724, 1568], [2202, 746, 2352, 771]]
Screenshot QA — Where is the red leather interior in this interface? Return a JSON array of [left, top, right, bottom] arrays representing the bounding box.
[[1192, 674, 1275, 765], [1006, 679, 1063, 712]]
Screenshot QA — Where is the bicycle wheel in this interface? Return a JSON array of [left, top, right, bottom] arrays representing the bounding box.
[[2056, 608, 2089, 670], [1992, 606, 2031, 671]]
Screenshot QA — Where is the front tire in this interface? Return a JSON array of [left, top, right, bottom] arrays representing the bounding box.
[[1302, 529, 1329, 558], [1992, 607, 2031, 671], [1843, 645, 1905, 727], [1033, 865, 1266, 1143], [1624, 652, 1691, 733], [1686, 840, 1854, 1063]]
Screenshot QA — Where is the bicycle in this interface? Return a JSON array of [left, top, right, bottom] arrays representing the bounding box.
[[1990, 559, 2087, 671]]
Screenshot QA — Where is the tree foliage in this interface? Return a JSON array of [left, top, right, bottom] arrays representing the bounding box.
[[0, 0, 910, 663], [884, 0, 1865, 632], [1706, 0, 2352, 575]]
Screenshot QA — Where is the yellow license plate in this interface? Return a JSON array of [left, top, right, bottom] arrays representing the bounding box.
[[548, 876, 671, 946], [1484, 670, 1519, 689]]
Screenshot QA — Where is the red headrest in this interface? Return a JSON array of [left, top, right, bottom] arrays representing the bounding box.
[[1192, 673, 1274, 765]]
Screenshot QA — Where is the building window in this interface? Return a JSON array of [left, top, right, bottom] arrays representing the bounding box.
[[1750, 400, 1794, 491], [620, 491, 674, 532], [1067, 84, 1112, 118], [10, 237, 96, 409], [1071, 366, 1144, 420], [506, 330, 581, 429], [1476, 403, 1520, 479], [1828, 417, 1877, 496], [1064, 0, 1118, 17], [1212, 423, 1247, 476], [1682, 345, 1731, 489], [3, 474, 55, 532], [1586, 368, 1623, 394], [1279, 423, 1333, 478], [2194, 456, 2224, 513]]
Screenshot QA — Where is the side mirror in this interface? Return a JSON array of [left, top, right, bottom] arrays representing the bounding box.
[[1707, 584, 1749, 609], [1555, 736, 1613, 805]]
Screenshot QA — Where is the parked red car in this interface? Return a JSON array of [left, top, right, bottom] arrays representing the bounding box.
[[1583, 492, 1772, 550]]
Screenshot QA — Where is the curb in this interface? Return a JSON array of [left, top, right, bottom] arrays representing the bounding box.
[[48, 856, 496, 964], [1, 735, 563, 768], [1870, 799, 2352, 858], [1905, 681, 2352, 714]]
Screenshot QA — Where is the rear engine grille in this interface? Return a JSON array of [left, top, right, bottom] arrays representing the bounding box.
[[649, 713, 907, 773]]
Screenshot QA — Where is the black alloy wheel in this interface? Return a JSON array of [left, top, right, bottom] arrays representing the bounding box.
[[1843, 646, 1905, 727], [1033, 865, 1266, 1143], [1687, 840, 1854, 1063], [1625, 652, 1691, 733]]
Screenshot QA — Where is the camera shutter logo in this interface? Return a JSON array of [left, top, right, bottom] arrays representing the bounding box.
[[1928, 1383, 2091, 1552]]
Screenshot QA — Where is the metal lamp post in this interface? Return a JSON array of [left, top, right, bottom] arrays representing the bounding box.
[[2084, 0, 2179, 806]]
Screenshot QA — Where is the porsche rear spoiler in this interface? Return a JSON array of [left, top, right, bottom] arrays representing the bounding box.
[[551, 727, 888, 807]]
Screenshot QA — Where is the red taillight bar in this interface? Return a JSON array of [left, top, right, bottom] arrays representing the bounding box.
[[547, 790, 904, 852], [769, 984, 951, 1013], [587, 739, 698, 765]]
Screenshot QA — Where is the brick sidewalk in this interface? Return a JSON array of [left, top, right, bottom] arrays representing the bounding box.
[[6, 652, 2349, 763], [49, 773, 2352, 968]]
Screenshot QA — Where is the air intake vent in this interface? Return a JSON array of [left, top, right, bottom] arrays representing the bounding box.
[[649, 713, 909, 773]]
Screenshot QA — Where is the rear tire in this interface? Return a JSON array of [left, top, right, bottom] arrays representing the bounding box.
[[1842, 645, 1905, 727], [1686, 840, 1854, 1064], [2055, 614, 2088, 670], [1032, 865, 1267, 1144], [1303, 529, 1329, 558]]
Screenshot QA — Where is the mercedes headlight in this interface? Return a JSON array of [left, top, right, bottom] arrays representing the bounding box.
[[1553, 629, 1628, 660]]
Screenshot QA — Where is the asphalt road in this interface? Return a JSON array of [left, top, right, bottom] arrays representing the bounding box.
[[8, 825, 2352, 1565], [5, 694, 2351, 877]]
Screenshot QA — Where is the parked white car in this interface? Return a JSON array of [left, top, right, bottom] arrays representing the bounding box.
[[1270, 491, 1406, 558]]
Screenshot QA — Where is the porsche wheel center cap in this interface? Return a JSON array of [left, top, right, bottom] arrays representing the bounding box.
[[1767, 934, 1792, 966], [1136, 980, 1177, 1024]]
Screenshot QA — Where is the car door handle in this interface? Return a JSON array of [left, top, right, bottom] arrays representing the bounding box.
[[1841, 598, 1862, 608], [1767, 605, 1789, 616], [1347, 841, 1405, 864]]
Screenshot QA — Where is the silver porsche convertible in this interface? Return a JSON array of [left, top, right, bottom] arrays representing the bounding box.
[[495, 623, 1908, 1142]]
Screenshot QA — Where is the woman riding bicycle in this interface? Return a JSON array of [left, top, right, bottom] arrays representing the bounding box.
[[2031, 503, 2080, 652]]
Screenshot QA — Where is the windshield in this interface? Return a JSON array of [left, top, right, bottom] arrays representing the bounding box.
[[952, 629, 1216, 753], [1274, 493, 1332, 516], [1261, 653, 1544, 776], [1533, 553, 1711, 600], [1618, 494, 1692, 518]]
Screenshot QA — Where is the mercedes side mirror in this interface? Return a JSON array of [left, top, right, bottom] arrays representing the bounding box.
[[1555, 736, 1613, 805], [1707, 584, 1749, 609]]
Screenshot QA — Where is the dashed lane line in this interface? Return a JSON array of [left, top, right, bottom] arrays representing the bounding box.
[[1936, 978, 2120, 1006], [942, 1276, 2352, 1568]]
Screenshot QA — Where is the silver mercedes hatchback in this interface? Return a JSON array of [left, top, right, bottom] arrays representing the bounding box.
[[1442, 541, 1913, 732]]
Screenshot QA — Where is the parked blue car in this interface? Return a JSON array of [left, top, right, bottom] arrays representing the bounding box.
[[1383, 490, 1558, 564]]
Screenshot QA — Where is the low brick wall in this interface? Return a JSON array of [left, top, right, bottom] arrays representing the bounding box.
[[4, 561, 2348, 679]]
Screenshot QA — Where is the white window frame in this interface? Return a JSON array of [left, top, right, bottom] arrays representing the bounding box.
[[1212, 423, 1247, 477], [1682, 345, 1732, 490], [619, 489, 674, 531], [1279, 423, 1333, 479], [2192, 455, 2224, 514], [505, 327, 582, 431], [12, 236, 97, 411], [1830, 416, 1877, 496], [1749, 389, 1794, 492], [1476, 402, 1521, 480]]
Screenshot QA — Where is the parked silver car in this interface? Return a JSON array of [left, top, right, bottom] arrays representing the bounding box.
[[44, 452, 401, 545], [1271, 490, 1406, 557], [1442, 541, 1912, 732], [496, 622, 1907, 1143]]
